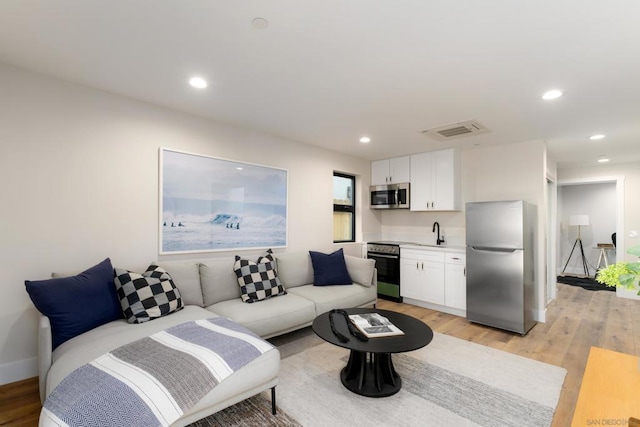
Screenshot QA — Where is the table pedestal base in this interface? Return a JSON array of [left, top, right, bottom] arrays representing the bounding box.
[[340, 350, 401, 397]]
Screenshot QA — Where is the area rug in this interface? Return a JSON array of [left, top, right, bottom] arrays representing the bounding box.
[[188, 394, 300, 427], [557, 275, 615, 291], [190, 329, 566, 426], [277, 333, 567, 427]]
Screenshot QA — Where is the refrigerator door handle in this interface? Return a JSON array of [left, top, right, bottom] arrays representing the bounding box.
[[469, 246, 520, 253]]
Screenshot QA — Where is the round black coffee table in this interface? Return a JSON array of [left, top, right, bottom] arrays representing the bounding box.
[[312, 308, 433, 397]]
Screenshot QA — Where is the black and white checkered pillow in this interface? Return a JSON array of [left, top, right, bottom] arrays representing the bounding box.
[[233, 249, 287, 303], [114, 264, 183, 323]]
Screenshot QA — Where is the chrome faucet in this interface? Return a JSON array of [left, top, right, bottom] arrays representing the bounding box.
[[432, 221, 445, 246]]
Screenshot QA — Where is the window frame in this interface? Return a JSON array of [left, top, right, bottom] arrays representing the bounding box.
[[333, 172, 356, 243]]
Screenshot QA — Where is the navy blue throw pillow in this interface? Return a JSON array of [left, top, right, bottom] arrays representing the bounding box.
[[25, 258, 122, 350], [309, 248, 353, 286]]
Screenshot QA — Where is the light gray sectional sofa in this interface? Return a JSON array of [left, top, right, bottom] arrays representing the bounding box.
[[37, 250, 376, 426]]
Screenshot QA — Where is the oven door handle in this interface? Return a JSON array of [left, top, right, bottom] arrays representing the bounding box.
[[368, 254, 399, 259]]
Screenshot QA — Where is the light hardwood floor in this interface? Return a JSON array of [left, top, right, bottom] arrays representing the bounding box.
[[2, 283, 639, 426]]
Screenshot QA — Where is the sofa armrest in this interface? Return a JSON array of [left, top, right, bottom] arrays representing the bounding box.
[[38, 315, 52, 404], [344, 255, 376, 287]]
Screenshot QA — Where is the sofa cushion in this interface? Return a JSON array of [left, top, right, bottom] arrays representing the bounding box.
[[287, 283, 377, 315], [344, 255, 376, 287], [233, 249, 287, 303], [25, 258, 122, 350], [199, 258, 242, 306], [114, 265, 183, 323], [309, 248, 352, 286], [274, 251, 314, 289], [155, 260, 204, 307], [207, 293, 316, 338]]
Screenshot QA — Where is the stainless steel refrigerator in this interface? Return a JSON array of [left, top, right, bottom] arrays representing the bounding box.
[[465, 200, 537, 335]]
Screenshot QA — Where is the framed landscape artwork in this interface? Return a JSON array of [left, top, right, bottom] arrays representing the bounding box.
[[160, 148, 288, 254]]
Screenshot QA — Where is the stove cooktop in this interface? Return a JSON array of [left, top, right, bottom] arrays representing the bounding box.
[[367, 241, 417, 246]]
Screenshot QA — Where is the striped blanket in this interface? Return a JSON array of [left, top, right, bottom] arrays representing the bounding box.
[[40, 317, 275, 427]]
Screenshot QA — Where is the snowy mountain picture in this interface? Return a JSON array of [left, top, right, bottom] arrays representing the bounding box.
[[160, 149, 287, 253]]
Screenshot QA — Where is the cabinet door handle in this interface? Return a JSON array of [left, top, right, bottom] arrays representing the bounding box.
[[421, 262, 424, 270], [416, 262, 419, 269], [452, 257, 460, 260], [464, 267, 466, 276]]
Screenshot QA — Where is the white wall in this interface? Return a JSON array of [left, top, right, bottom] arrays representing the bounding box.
[[0, 63, 380, 384], [558, 183, 616, 275]]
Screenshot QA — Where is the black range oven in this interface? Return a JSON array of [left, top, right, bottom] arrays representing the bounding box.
[[367, 242, 403, 302]]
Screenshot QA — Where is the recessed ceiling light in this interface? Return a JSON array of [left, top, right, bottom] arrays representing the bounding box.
[[598, 157, 610, 163], [589, 134, 605, 140], [542, 89, 563, 100], [359, 137, 371, 143], [189, 77, 207, 89], [251, 17, 269, 29]]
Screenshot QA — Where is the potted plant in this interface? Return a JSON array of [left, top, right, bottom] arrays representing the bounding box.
[[595, 245, 640, 293]]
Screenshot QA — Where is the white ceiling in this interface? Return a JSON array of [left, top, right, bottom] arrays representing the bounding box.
[[1, 1, 639, 169]]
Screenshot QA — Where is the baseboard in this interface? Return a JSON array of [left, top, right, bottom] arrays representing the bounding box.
[[401, 298, 466, 318], [616, 286, 640, 300], [0, 357, 38, 386], [403, 298, 547, 327], [533, 308, 546, 323]]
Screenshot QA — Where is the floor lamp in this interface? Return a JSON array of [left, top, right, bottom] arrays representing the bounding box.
[[562, 214, 590, 276]]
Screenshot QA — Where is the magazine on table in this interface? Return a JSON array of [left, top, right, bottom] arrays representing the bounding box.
[[348, 313, 404, 338]]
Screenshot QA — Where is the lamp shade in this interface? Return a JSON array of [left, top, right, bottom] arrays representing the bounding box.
[[569, 215, 590, 226]]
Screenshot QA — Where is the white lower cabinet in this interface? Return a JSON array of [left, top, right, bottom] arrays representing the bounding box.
[[444, 252, 466, 311], [400, 249, 445, 305], [400, 247, 466, 315]]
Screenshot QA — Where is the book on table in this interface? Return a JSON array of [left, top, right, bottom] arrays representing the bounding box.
[[348, 313, 404, 338]]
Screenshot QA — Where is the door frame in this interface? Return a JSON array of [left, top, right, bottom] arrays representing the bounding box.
[[546, 176, 557, 303]]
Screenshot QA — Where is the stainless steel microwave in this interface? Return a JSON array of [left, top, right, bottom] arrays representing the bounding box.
[[370, 183, 410, 209]]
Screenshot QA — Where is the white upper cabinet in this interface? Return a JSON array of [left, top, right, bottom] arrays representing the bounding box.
[[410, 148, 460, 211], [371, 156, 410, 185]]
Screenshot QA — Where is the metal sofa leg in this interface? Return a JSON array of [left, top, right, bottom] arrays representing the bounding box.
[[271, 386, 277, 415]]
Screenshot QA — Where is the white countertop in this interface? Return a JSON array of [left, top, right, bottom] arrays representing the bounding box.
[[400, 243, 465, 252]]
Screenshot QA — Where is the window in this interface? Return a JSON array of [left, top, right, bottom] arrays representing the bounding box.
[[333, 172, 355, 242]]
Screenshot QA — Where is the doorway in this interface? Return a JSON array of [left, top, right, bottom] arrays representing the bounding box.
[[558, 182, 616, 276], [556, 176, 624, 279]]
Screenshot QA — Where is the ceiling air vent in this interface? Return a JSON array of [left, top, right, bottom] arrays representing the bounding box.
[[422, 120, 490, 141]]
